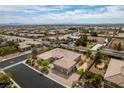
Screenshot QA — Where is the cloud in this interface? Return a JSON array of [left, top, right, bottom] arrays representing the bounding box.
[[0, 5, 124, 24]]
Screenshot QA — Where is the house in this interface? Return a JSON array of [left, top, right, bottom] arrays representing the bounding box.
[[104, 58, 124, 87], [37, 48, 81, 77], [27, 33, 45, 39], [18, 43, 31, 52], [0, 36, 8, 47], [18, 40, 41, 51]]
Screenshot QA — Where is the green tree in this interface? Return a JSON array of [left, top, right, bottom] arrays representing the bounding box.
[[41, 60, 49, 66], [84, 71, 94, 79], [27, 54, 33, 61], [91, 74, 103, 88], [95, 52, 102, 61], [90, 31, 98, 37], [75, 34, 88, 46], [0, 46, 17, 56]]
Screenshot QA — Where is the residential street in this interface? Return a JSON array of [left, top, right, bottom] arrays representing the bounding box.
[[0, 53, 31, 69], [5, 64, 64, 88]]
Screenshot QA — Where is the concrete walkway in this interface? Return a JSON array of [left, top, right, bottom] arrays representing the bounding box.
[[91, 44, 103, 51]]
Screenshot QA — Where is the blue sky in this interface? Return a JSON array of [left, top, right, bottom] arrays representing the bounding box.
[[0, 5, 124, 24]]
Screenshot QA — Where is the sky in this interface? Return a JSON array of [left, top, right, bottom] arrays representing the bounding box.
[[0, 5, 124, 24]]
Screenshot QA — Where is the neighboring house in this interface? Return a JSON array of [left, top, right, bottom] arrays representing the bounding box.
[[18, 43, 31, 52], [27, 33, 45, 39], [104, 58, 124, 87], [0, 36, 8, 47], [18, 40, 41, 51], [37, 48, 81, 77]]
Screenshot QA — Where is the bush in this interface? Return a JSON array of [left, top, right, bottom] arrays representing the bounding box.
[[0, 46, 17, 56], [0, 72, 12, 84], [27, 54, 33, 61], [78, 69, 84, 76], [41, 67, 49, 74], [41, 60, 49, 66]]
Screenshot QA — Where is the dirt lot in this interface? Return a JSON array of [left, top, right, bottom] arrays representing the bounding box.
[[107, 38, 124, 51]]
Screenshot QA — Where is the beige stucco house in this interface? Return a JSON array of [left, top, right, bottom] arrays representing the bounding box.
[[37, 48, 81, 77]]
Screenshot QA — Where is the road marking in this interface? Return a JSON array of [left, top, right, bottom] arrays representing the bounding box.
[[24, 63, 69, 88]]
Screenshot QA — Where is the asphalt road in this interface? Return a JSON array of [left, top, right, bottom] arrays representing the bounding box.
[[5, 64, 64, 88], [0, 53, 30, 69]]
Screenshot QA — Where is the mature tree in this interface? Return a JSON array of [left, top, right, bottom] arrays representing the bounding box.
[[91, 74, 103, 88], [6, 40, 19, 49], [90, 31, 98, 37], [84, 71, 94, 79], [75, 34, 88, 46], [95, 52, 102, 61], [95, 51, 103, 64]]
